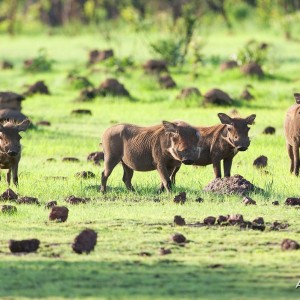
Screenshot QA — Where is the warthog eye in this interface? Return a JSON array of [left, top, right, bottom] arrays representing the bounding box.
[[234, 136, 238, 140]]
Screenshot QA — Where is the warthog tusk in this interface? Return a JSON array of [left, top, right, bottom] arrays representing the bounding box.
[[197, 147, 202, 159], [221, 134, 236, 149]]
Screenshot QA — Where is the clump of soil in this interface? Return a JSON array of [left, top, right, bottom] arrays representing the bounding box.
[[271, 221, 289, 231], [176, 87, 201, 99], [0, 188, 18, 201], [158, 74, 176, 89], [0, 92, 25, 111], [88, 49, 114, 65], [171, 233, 186, 244], [36, 120, 51, 126], [77, 88, 98, 102], [87, 151, 104, 165], [173, 215, 186, 226], [173, 192, 186, 204], [9, 239, 40, 253], [143, 59, 168, 73], [49, 206, 69, 222], [203, 216, 216, 225], [1, 205, 17, 214], [217, 215, 228, 225], [72, 229, 97, 254], [204, 174, 264, 195], [272, 200, 279, 206], [243, 196, 257, 205], [285, 198, 300, 206], [65, 195, 90, 204], [75, 171, 95, 179], [241, 62, 264, 77], [253, 217, 264, 225], [24, 81, 50, 96], [253, 155, 268, 168], [99, 78, 130, 97], [204, 88, 233, 106], [17, 197, 39, 205], [263, 126, 275, 135], [1, 60, 13, 69], [240, 88, 254, 100], [71, 109, 92, 115], [195, 197, 204, 203], [281, 239, 299, 250], [46, 158, 56, 162], [62, 157, 80, 162], [159, 248, 172, 255], [227, 214, 244, 225], [220, 60, 238, 71], [0, 109, 28, 122], [45, 201, 57, 209]]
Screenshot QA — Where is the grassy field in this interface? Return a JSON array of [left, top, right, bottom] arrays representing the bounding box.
[[0, 25, 300, 299]]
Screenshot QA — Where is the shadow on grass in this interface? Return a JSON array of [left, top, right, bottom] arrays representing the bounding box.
[[0, 260, 297, 299]]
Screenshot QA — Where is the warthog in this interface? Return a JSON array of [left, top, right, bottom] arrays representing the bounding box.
[[169, 113, 256, 183], [0, 119, 30, 186], [100, 121, 201, 192], [284, 93, 300, 175]]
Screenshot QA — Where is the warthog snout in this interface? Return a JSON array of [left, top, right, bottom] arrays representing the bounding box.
[[182, 159, 194, 165], [7, 151, 18, 157], [237, 146, 248, 151]]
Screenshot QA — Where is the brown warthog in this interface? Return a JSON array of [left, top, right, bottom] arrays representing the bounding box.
[[284, 93, 300, 175], [100, 121, 201, 192], [0, 119, 30, 186], [168, 113, 256, 184]]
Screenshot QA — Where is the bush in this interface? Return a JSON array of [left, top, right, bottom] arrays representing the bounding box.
[[236, 40, 268, 65], [23, 48, 55, 73]]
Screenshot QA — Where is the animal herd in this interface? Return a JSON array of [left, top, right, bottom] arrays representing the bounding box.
[[0, 94, 299, 192]]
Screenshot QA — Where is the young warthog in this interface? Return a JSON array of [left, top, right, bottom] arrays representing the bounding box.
[[169, 113, 256, 183], [0, 119, 30, 186], [100, 121, 201, 192], [284, 93, 300, 175]]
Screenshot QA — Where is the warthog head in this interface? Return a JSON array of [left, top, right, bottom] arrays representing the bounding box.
[[0, 119, 30, 157], [163, 120, 201, 165], [218, 113, 256, 151]]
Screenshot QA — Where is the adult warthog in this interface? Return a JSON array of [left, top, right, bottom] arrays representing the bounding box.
[[0, 119, 30, 186], [168, 113, 256, 184], [100, 120, 201, 192], [284, 93, 300, 175]]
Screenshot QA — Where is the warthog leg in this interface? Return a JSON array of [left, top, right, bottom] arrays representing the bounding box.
[[100, 156, 121, 193], [287, 143, 294, 174], [223, 157, 233, 177], [157, 165, 173, 193], [6, 169, 11, 186], [11, 164, 18, 186], [121, 162, 135, 191], [292, 144, 300, 176], [213, 160, 222, 178]]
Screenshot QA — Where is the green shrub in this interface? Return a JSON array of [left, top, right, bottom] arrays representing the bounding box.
[[236, 40, 268, 65], [23, 48, 55, 73]]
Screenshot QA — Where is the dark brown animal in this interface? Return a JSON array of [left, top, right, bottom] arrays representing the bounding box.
[[284, 93, 300, 175], [0, 119, 30, 186], [100, 121, 201, 193], [170, 113, 256, 182]]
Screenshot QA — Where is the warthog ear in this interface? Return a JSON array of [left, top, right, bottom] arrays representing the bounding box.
[[162, 121, 178, 134], [17, 119, 31, 132], [245, 114, 256, 125], [294, 93, 300, 104], [218, 113, 233, 125]]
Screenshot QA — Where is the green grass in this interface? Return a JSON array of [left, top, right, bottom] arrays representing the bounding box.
[[1, 27, 300, 299]]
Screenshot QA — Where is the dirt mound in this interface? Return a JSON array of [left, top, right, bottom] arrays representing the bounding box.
[[65, 195, 90, 204], [263, 126, 275, 135], [71, 109, 92, 115], [204, 88, 233, 105], [240, 88, 254, 100], [176, 87, 201, 99], [159, 74, 176, 89], [0, 109, 28, 122], [173, 215, 186, 226], [285, 198, 300, 206], [87, 151, 104, 165], [204, 174, 264, 195], [62, 157, 80, 162], [75, 171, 95, 179], [88, 49, 114, 65], [203, 216, 216, 225], [45, 201, 57, 209], [49, 206, 69, 222], [173, 192, 186, 204], [72, 229, 97, 254], [77, 88, 98, 102], [171, 233, 186, 244], [0, 92, 25, 111], [0, 188, 18, 201], [36, 120, 51, 126], [17, 197, 39, 205], [9, 239, 40, 253], [99, 78, 130, 97], [253, 155, 268, 168], [217, 215, 227, 224], [24, 81, 50, 96], [1, 60, 13, 69], [241, 62, 264, 77], [243, 196, 257, 205], [159, 247, 172, 255], [143, 59, 168, 73], [1, 205, 17, 214], [281, 239, 299, 250], [220, 60, 238, 71]]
